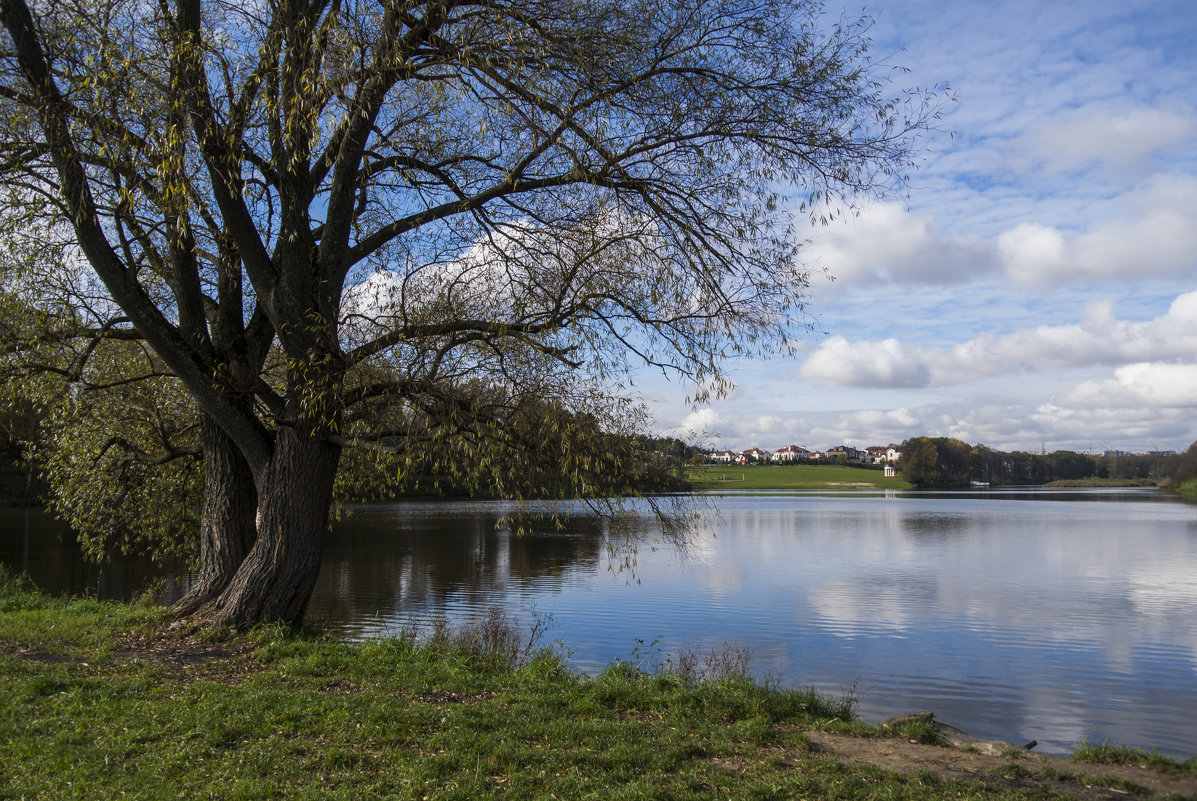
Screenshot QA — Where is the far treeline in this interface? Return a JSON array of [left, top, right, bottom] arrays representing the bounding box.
[[897, 436, 1197, 495]]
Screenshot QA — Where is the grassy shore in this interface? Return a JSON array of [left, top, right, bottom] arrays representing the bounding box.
[[1042, 478, 1161, 488], [2, 572, 1194, 800], [690, 463, 911, 491]]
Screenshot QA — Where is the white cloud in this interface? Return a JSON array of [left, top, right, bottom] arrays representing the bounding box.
[[998, 175, 1197, 287], [660, 408, 723, 442], [1063, 362, 1197, 409], [804, 176, 1197, 291], [803, 202, 997, 286], [808, 409, 922, 447], [800, 336, 932, 388], [801, 290, 1197, 389], [1020, 106, 1197, 173], [1026, 402, 1195, 449]]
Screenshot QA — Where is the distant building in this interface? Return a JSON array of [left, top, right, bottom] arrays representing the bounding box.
[[825, 445, 866, 463], [708, 443, 902, 465], [741, 447, 771, 463], [772, 445, 810, 463]]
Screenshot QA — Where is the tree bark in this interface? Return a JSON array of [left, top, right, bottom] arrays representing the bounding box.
[[195, 428, 342, 627], [172, 415, 258, 616]]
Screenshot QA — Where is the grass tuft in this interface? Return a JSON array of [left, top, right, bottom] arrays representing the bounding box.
[[1071, 740, 1196, 774], [884, 717, 946, 746], [989, 762, 1033, 779]]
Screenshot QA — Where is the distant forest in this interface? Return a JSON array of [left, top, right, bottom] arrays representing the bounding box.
[[898, 436, 1197, 489]]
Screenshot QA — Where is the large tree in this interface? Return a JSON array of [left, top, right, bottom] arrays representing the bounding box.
[[0, 0, 935, 626]]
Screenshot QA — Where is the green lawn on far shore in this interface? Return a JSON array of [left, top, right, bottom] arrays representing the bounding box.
[[690, 463, 911, 491]]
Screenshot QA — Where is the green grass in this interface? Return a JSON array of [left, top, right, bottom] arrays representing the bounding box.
[[988, 762, 1150, 795], [690, 463, 910, 491], [881, 716, 946, 746], [0, 570, 1173, 800], [1176, 478, 1197, 502], [1031, 762, 1151, 796], [1071, 740, 1197, 774]]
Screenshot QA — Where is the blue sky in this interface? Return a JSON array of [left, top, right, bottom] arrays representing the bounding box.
[[650, 0, 1197, 454]]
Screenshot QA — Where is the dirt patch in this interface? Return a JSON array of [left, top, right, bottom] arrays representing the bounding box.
[[412, 689, 498, 704], [1, 644, 79, 664], [3, 631, 263, 685], [800, 729, 1197, 800], [111, 631, 265, 683]]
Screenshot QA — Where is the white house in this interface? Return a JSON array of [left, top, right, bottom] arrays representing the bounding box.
[[771, 445, 810, 463], [741, 447, 771, 463]]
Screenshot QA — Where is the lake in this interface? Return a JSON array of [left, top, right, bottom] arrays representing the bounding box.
[[3, 488, 1196, 760]]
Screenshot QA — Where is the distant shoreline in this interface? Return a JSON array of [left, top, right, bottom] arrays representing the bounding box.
[[1042, 478, 1161, 488]]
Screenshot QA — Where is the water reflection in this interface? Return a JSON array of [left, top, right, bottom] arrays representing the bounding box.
[[899, 511, 970, 538], [310, 502, 606, 635], [0, 508, 186, 601], [2, 491, 1196, 760]]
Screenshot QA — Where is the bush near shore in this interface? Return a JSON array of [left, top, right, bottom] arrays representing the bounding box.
[[2, 570, 1194, 800]]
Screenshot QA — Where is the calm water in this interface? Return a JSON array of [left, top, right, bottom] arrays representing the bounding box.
[[3, 489, 1196, 759]]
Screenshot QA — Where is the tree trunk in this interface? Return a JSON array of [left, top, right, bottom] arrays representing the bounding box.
[[172, 415, 258, 616], [196, 428, 342, 627]]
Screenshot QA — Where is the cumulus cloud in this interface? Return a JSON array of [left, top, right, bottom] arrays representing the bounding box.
[[806, 409, 923, 447], [803, 176, 1197, 290], [1061, 362, 1197, 408], [1026, 402, 1195, 449], [803, 202, 997, 286], [799, 336, 932, 388], [998, 176, 1197, 286], [660, 408, 723, 442], [800, 290, 1197, 388]]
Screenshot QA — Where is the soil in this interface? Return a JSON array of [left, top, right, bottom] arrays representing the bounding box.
[[4, 631, 263, 684], [801, 728, 1197, 800]]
